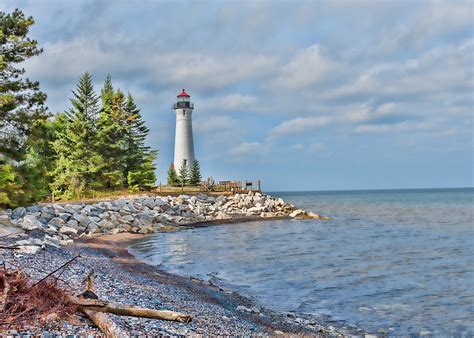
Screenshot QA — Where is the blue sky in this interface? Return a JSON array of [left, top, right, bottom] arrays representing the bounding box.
[[4, 0, 473, 191]]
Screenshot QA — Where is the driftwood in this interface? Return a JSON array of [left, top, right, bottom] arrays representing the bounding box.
[[72, 270, 192, 336], [70, 296, 192, 323], [75, 270, 126, 338]]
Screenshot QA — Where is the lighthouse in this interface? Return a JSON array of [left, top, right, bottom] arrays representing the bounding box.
[[173, 89, 195, 171]]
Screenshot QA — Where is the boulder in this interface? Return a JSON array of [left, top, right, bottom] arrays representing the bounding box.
[[18, 245, 43, 254], [12, 207, 26, 220], [0, 223, 24, 237], [73, 213, 90, 227], [51, 204, 66, 213], [109, 228, 121, 235], [142, 198, 156, 209], [87, 221, 99, 234], [26, 205, 41, 213], [66, 219, 79, 228], [49, 217, 65, 227], [289, 209, 305, 218], [98, 219, 114, 230], [59, 225, 78, 236], [16, 238, 44, 246], [58, 212, 71, 222], [121, 214, 135, 223], [43, 235, 62, 248], [215, 211, 231, 220], [17, 215, 42, 230]]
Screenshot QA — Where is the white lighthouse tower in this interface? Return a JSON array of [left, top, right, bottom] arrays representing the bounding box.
[[173, 89, 195, 171]]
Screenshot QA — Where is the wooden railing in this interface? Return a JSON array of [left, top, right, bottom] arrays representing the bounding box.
[[156, 180, 261, 194]]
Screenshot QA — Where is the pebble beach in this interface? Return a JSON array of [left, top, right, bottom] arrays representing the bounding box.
[[0, 192, 340, 335]]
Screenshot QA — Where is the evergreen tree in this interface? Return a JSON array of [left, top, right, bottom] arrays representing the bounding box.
[[189, 160, 202, 185], [0, 9, 48, 160], [50, 73, 102, 198], [167, 164, 178, 186], [178, 161, 189, 185], [123, 93, 156, 190], [96, 82, 129, 189], [0, 9, 50, 207], [127, 152, 156, 191]]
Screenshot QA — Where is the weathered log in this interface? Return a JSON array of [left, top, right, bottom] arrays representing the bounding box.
[[76, 270, 126, 338], [83, 308, 127, 338], [69, 296, 192, 323]]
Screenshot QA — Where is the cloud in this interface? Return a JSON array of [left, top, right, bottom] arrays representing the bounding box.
[[292, 142, 325, 152], [194, 116, 238, 133], [230, 142, 263, 157], [272, 44, 337, 90], [354, 120, 439, 134], [270, 116, 331, 138], [198, 94, 258, 113]]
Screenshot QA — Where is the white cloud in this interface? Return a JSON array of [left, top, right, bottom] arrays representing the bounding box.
[[194, 116, 238, 133], [354, 120, 439, 134], [230, 142, 263, 157], [272, 44, 337, 90], [198, 94, 258, 113], [270, 116, 331, 138]]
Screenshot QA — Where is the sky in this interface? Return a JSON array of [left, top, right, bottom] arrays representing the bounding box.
[[3, 0, 473, 191]]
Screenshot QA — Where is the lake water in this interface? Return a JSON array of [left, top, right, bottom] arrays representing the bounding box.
[[129, 188, 474, 335]]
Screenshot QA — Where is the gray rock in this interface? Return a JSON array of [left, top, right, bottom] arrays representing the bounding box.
[[26, 205, 41, 213], [59, 225, 78, 235], [43, 235, 62, 248], [49, 217, 65, 226], [109, 228, 121, 235], [66, 219, 79, 228], [12, 207, 26, 220], [289, 209, 305, 218], [86, 221, 99, 234], [121, 214, 135, 222], [18, 245, 42, 254], [142, 198, 156, 209], [51, 204, 66, 213], [0, 222, 24, 237], [18, 215, 42, 230], [58, 212, 71, 222], [16, 238, 44, 246], [98, 219, 114, 230], [73, 213, 90, 227]]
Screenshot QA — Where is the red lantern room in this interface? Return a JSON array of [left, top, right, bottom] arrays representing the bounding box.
[[174, 89, 194, 109]]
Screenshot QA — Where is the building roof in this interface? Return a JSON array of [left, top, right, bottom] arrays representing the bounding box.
[[177, 89, 190, 97]]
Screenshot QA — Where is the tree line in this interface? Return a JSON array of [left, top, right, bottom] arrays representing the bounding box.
[[1, 9, 157, 208], [167, 160, 201, 186]]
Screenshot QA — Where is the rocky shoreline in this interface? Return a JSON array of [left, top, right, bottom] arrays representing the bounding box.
[[1, 192, 326, 254], [0, 192, 343, 335]]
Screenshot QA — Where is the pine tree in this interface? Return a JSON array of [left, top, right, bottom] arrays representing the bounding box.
[[123, 93, 156, 190], [50, 73, 102, 198], [178, 160, 189, 185], [0, 9, 49, 207], [96, 81, 129, 189], [0, 9, 48, 160], [189, 160, 202, 185], [167, 164, 178, 186]]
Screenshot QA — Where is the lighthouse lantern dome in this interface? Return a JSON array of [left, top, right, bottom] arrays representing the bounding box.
[[177, 89, 190, 102], [174, 89, 194, 109]]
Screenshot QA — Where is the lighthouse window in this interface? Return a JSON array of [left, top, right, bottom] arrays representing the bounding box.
[[183, 111, 185, 116]]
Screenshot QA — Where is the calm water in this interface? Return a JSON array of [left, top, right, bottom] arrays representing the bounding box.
[[129, 188, 474, 335]]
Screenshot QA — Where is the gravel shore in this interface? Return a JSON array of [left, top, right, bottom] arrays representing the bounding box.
[[0, 192, 345, 335], [1, 232, 342, 335]]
